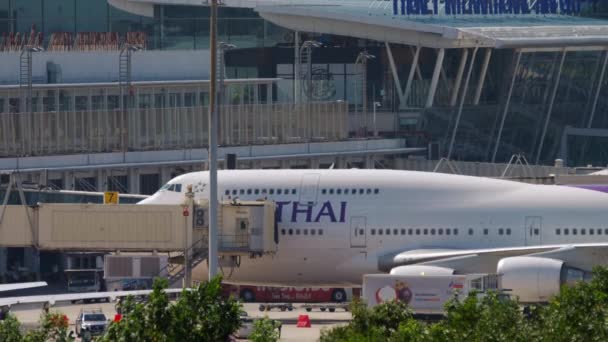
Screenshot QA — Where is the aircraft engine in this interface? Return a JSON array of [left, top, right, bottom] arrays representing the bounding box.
[[390, 265, 454, 276], [497, 256, 588, 303]]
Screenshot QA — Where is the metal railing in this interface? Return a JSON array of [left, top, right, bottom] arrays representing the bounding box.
[[0, 101, 348, 157]]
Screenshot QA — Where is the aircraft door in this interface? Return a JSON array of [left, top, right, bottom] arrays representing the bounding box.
[[350, 216, 367, 248], [525, 216, 542, 246], [299, 173, 320, 204]]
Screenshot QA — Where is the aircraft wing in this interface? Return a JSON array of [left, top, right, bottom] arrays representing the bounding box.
[[0, 288, 186, 308], [0, 282, 47, 292], [379, 243, 608, 274]]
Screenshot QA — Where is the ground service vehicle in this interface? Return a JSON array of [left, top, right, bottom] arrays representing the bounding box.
[[363, 273, 500, 316], [234, 285, 349, 303]]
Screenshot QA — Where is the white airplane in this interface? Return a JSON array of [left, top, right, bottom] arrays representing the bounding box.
[[139, 169, 608, 303]]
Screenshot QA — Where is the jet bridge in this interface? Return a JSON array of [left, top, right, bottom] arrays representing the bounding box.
[[0, 200, 277, 255]]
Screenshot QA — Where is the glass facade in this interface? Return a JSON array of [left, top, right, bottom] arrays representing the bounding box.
[[0, 0, 291, 49]]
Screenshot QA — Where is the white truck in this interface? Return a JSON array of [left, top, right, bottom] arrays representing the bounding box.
[[362, 273, 501, 317]]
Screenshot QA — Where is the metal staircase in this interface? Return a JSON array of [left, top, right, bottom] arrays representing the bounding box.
[[162, 236, 210, 287]]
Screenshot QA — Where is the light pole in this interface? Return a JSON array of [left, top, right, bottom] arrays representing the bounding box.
[[373, 101, 381, 137], [298, 40, 321, 103], [208, 0, 219, 280], [355, 51, 375, 136], [118, 43, 143, 153], [19, 45, 43, 156], [218, 42, 236, 145]]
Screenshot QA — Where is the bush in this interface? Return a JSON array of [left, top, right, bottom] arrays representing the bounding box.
[[0, 313, 23, 342], [100, 276, 241, 342], [249, 316, 281, 342]]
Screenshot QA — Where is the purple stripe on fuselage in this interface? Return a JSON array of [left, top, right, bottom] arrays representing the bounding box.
[[564, 184, 608, 193]]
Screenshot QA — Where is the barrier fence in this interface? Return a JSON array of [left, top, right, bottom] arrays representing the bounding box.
[[0, 101, 348, 157]]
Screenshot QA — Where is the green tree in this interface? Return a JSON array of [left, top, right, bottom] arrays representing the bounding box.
[[101, 276, 241, 342], [0, 313, 23, 342], [249, 316, 281, 342], [534, 266, 608, 342]]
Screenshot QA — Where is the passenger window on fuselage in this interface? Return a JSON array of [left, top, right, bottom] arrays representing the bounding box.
[[270, 189, 275, 195], [374, 189, 379, 194], [318, 229, 323, 235], [289, 229, 293, 235], [386, 229, 391, 235], [564, 228, 569, 235], [582, 229, 586, 235], [454, 229, 459, 235], [296, 229, 300, 235], [556, 228, 561, 235], [415, 229, 420, 235], [232, 190, 237, 195], [291, 189, 297, 194], [281, 229, 286, 235], [359, 189, 364, 194], [506, 228, 511, 235], [499, 228, 504, 235], [371, 229, 376, 235], [573, 228, 578, 235], [483, 229, 488, 235], [254, 189, 260, 195], [408, 229, 413, 235], [590, 229, 594, 235], [311, 229, 316, 235], [393, 229, 398, 235], [322, 189, 327, 195], [225, 190, 230, 195], [438, 229, 443, 235], [446, 228, 451, 235], [240, 189, 245, 195], [304, 229, 308, 235], [329, 189, 334, 195], [247, 189, 252, 195], [423, 229, 428, 235], [277, 189, 282, 195], [344, 189, 349, 194], [401, 229, 406, 235], [351, 188, 357, 194], [431, 229, 436, 235], [262, 189, 267, 194], [378, 229, 383, 236], [366, 189, 372, 194], [337, 189, 342, 195]]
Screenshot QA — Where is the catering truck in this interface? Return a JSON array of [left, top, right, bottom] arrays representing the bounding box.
[[363, 273, 501, 316]]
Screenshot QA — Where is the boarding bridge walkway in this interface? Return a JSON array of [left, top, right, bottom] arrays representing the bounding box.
[[0, 199, 277, 257]]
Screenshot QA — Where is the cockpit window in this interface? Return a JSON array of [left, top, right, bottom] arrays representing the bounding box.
[[160, 183, 182, 192]]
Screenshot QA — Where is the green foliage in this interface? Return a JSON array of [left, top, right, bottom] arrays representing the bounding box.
[[0, 313, 23, 342], [100, 276, 242, 342], [249, 316, 281, 342], [23, 311, 74, 342]]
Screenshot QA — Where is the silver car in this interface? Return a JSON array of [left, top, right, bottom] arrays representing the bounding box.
[[75, 309, 108, 337]]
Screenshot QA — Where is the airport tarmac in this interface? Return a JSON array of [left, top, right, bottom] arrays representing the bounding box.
[[10, 301, 352, 341]]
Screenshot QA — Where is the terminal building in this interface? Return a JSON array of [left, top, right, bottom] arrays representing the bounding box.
[[2, 0, 608, 281]]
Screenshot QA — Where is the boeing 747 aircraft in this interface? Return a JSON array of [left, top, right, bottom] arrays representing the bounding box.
[[139, 169, 608, 302]]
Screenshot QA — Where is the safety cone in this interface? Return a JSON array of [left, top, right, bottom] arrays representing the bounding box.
[[296, 314, 311, 328]]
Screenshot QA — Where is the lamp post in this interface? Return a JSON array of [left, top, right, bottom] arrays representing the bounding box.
[[208, 0, 219, 280], [355, 50, 375, 136], [373, 101, 381, 137], [299, 40, 321, 103], [118, 43, 143, 153], [19, 45, 43, 156]]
